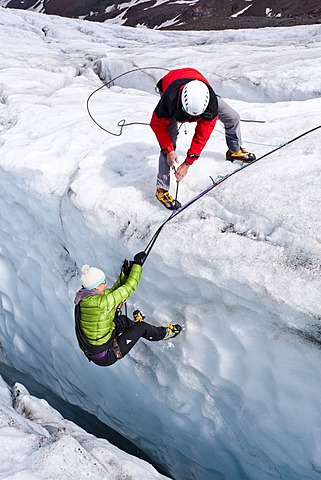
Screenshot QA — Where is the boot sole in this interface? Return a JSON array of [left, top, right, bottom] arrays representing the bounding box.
[[226, 157, 255, 163], [156, 197, 181, 210]]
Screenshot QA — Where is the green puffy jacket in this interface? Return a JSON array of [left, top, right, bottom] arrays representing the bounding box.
[[79, 264, 142, 346]]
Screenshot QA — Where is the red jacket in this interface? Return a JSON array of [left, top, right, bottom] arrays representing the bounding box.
[[150, 68, 218, 164]]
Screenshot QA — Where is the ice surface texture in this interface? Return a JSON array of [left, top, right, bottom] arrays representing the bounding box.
[[0, 7, 321, 480]]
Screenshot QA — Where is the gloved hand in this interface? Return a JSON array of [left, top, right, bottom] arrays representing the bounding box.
[[133, 251, 147, 266], [122, 259, 133, 276]]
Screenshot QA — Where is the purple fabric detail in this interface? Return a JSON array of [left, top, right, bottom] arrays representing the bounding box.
[[89, 349, 109, 359], [74, 288, 101, 305]]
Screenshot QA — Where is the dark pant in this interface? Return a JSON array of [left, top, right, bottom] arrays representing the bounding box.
[[92, 316, 166, 367]]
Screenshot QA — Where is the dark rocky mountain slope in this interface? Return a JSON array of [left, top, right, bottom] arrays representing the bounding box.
[[1, 0, 320, 30]]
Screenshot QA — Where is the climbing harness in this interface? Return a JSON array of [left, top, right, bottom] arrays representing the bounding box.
[[142, 124, 321, 262], [112, 338, 123, 360], [116, 300, 126, 316]]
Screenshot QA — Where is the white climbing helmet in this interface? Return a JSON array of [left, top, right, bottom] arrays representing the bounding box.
[[181, 80, 210, 116]]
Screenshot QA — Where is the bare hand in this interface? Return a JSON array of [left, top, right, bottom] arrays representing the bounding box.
[[166, 151, 178, 167], [175, 163, 190, 182]]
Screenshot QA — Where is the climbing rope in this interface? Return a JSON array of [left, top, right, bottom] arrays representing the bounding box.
[[142, 124, 321, 262], [86, 68, 321, 261], [215, 128, 279, 148], [86, 66, 170, 136], [86, 67, 265, 138]]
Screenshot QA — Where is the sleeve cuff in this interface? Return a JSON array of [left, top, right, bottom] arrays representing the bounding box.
[[161, 147, 174, 155], [185, 154, 199, 165]]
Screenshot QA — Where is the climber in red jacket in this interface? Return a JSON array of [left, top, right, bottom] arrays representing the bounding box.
[[150, 68, 255, 209]]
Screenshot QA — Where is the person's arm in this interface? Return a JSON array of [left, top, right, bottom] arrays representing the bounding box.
[[109, 271, 128, 292], [186, 117, 218, 161], [106, 252, 146, 308], [175, 117, 218, 183], [105, 264, 142, 311], [150, 111, 173, 153]]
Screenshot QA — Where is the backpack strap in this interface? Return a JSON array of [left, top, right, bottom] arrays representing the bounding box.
[[74, 304, 113, 360]]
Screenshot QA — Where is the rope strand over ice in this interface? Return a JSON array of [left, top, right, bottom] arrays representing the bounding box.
[[86, 67, 265, 136], [86, 66, 170, 136], [143, 124, 321, 262]]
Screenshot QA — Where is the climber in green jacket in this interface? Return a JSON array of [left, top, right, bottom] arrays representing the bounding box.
[[74, 252, 182, 366]]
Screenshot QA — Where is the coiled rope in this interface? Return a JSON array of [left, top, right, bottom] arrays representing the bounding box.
[[86, 66, 265, 140]]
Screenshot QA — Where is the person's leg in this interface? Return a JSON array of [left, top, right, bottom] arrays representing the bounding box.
[[92, 320, 181, 366], [217, 96, 241, 152], [156, 118, 178, 190], [218, 97, 256, 162], [114, 314, 135, 336], [91, 315, 136, 366], [91, 348, 118, 367], [156, 152, 170, 190], [117, 321, 166, 356]]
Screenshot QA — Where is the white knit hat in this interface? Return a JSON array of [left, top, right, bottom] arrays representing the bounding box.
[[81, 264, 106, 290]]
